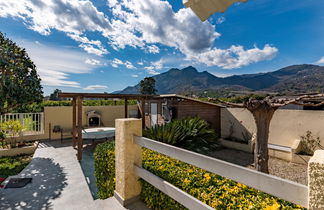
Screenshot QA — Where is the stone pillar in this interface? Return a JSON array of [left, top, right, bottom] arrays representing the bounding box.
[[114, 118, 142, 206], [308, 150, 324, 209]]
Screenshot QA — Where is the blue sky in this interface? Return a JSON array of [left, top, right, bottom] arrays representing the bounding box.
[[0, 0, 323, 95]]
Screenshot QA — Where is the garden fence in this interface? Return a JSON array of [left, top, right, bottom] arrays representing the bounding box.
[[0, 113, 44, 135]]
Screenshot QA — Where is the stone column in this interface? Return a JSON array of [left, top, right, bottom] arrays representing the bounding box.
[[308, 150, 324, 209], [114, 118, 142, 206]]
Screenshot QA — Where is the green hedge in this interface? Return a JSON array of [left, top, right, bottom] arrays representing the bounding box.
[[13, 100, 137, 113], [94, 141, 304, 209], [94, 141, 116, 199]]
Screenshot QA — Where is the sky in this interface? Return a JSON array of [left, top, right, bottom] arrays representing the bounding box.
[[0, 0, 323, 95]]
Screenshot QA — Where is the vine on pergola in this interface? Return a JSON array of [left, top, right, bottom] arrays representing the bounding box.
[[210, 94, 324, 173]]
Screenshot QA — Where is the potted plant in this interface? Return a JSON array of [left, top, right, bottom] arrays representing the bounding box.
[[292, 131, 322, 164]]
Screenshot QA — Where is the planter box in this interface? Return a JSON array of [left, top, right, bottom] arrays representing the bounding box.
[[0, 141, 38, 157], [218, 138, 253, 153], [291, 153, 311, 164]]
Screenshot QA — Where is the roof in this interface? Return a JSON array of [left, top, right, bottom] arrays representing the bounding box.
[[156, 94, 225, 108]]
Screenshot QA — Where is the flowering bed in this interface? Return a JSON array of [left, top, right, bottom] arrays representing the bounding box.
[[94, 141, 304, 209]]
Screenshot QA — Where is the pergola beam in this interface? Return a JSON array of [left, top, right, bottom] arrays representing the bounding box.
[[58, 92, 154, 99]]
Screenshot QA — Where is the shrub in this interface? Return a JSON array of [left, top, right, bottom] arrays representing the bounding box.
[[143, 118, 217, 154], [0, 120, 23, 137], [0, 120, 23, 148], [94, 141, 115, 199], [299, 131, 320, 155], [22, 117, 36, 131], [0, 155, 32, 178], [94, 141, 303, 209]]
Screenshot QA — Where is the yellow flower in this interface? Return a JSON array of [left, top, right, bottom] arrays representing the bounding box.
[[264, 202, 280, 210], [183, 178, 191, 184], [203, 173, 211, 182]]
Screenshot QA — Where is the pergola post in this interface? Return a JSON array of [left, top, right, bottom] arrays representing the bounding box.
[[124, 98, 128, 118], [72, 97, 77, 148], [76, 96, 83, 161], [141, 99, 145, 129]]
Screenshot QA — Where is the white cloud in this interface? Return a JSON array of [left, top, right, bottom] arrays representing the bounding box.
[[137, 61, 144, 65], [146, 45, 160, 54], [0, 0, 111, 55], [106, 0, 218, 55], [111, 58, 123, 68], [188, 44, 278, 69], [216, 16, 226, 24], [85, 58, 101, 65], [68, 34, 108, 56], [315, 56, 324, 65], [124, 61, 136, 69], [111, 58, 136, 69], [145, 60, 163, 70], [131, 74, 138, 78], [0, 0, 278, 69], [83, 85, 108, 90], [210, 72, 234, 78], [106, 0, 277, 69], [19, 41, 100, 87], [147, 69, 160, 75]]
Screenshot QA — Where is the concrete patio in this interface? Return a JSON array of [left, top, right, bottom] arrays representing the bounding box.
[[0, 140, 148, 210]]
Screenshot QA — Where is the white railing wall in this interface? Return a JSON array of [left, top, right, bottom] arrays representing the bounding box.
[[134, 136, 307, 207], [114, 119, 324, 209], [0, 113, 44, 135]]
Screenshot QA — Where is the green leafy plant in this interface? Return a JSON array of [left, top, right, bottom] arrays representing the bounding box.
[[0, 129, 6, 148], [22, 117, 36, 131], [0, 32, 43, 113], [143, 117, 217, 154], [139, 77, 157, 95], [94, 141, 116, 199], [13, 100, 137, 113], [94, 141, 304, 209], [0, 120, 23, 137], [0, 120, 23, 148], [0, 155, 32, 178], [299, 131, 320, 156]]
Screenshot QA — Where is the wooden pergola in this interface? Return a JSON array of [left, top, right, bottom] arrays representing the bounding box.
[[58, 92, 155, 161]]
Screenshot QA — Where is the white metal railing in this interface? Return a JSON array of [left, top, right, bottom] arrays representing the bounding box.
[[134, 136, 308, 208], [0, 113, 44, 135]]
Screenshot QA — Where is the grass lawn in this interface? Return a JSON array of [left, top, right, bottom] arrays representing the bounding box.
[[0, 155, 32, 178]]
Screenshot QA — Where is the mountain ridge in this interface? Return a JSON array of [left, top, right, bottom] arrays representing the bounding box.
[[118, 64, 324, 95]]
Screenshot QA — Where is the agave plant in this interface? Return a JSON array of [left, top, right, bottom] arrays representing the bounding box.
[[143, 117, 218, 153]]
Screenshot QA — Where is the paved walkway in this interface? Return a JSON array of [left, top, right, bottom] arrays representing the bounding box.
[[0, 141, 148, 210]]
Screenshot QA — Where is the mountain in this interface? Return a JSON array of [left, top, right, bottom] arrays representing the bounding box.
[[118, 64, 324, 95]]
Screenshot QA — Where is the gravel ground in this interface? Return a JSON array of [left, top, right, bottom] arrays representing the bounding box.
[[209, 148, 307, 185]]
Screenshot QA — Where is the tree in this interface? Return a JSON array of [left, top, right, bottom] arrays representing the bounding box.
[[49, 89, 62, 101], [212, 94, 324, 173], [139, 77, 157, 95], [0, 32, 43, 113]]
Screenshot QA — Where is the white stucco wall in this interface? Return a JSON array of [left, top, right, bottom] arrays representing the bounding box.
[[221, 108, 324, 147]]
